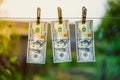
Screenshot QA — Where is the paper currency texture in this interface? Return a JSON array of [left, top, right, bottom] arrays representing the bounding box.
[[51, 20, 71, 63], [76, 20, 95, 62], [27, 22, 47, 64]]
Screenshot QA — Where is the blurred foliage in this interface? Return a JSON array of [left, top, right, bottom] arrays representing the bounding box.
[[96, 0, 120, 55], [95, 0, 120, 80], [0, 20, 24, 80], [0, 21, 20, 55]]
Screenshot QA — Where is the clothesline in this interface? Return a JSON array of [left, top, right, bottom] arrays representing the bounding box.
[[0, 17, 120, 20]]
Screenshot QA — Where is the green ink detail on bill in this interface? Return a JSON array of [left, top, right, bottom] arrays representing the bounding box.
[[82, 27, 86, 32], [58, 26, 62, 32], [36, 27, 40, 33]]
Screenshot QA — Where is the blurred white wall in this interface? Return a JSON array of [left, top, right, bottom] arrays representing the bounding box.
[[0, 0, 107, 31], [0, 0, 107, 18]]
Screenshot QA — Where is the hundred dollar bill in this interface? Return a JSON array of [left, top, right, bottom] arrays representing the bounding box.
[[51, 20, 71, 63], [75, 20, 95, 62], [27, 21, 47, 64]]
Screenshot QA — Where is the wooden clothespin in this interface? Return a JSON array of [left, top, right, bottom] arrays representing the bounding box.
[[82, 6, 87, 24], [57, 7, 63, 24], [37, 7, 41, 24]]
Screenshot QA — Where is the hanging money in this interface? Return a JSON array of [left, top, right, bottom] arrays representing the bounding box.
[[75, 20, 95, 62], [27, 21, 47, 64], [51, 20, 71, 63]]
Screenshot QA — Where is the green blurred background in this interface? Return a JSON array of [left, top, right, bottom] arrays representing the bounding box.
[[0, 0, 120, 80]]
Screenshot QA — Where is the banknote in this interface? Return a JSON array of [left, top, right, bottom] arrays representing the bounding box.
[[75, 20, 95, 62], [27, 21, 47, 64], [51, 20, 71, 63]]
